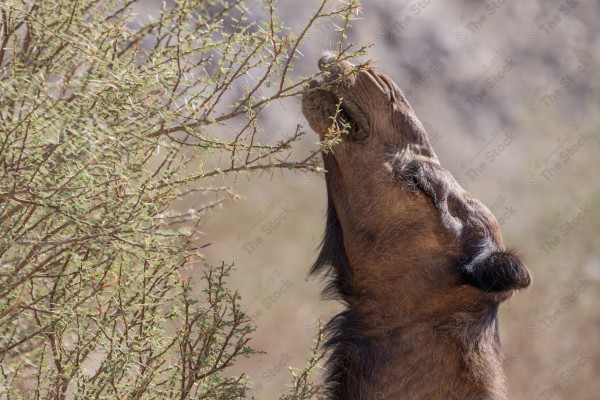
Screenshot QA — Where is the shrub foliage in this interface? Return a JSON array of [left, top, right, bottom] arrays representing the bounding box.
[[0, 0, 363, 398]]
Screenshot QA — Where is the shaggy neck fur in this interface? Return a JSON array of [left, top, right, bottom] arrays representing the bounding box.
[[312, 194, 507, 400]]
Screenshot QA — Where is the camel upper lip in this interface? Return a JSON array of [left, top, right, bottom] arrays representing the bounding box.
[[307, 78, 360, 138]]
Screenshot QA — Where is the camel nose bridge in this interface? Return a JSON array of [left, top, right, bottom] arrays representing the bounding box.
[[363, 69, 389, 96], [349, 70, 400, 120]]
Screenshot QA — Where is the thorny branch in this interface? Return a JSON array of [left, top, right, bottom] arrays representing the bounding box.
[[0, 0, 364, 398]]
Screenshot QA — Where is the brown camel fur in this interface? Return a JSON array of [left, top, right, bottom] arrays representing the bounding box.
[[301, 53, 531, 400]]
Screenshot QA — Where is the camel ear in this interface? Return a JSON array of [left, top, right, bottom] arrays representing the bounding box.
[[459, 251, 531, 292]]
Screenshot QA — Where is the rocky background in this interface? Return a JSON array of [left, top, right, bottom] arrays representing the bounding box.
[[197, 1, 599, 398]]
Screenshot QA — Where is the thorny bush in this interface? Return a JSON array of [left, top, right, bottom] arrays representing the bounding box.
[[0, 0, 365, 398]]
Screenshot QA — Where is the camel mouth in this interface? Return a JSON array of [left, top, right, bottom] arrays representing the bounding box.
[[303, 76, 368, 141], [302, 79, 363, 140], [335, 104, 358, 137]]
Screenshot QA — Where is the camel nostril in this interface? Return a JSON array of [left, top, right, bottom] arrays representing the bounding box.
[[306, 79, 319, 89], [318, 52, 337, 71]]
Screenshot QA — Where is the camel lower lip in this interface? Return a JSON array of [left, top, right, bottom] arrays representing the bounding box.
[[496, 290, 515, 301]]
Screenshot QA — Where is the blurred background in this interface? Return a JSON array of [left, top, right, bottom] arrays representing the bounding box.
[[193, 1, 600, 398]]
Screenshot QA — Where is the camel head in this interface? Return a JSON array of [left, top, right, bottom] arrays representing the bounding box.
[[302, 53, 531, 325]]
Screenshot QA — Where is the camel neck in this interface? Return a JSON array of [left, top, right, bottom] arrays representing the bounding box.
[[322, 307, 507, 400]]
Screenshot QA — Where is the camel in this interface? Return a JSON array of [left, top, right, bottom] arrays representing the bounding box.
[[301, 53, 531, 400]]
